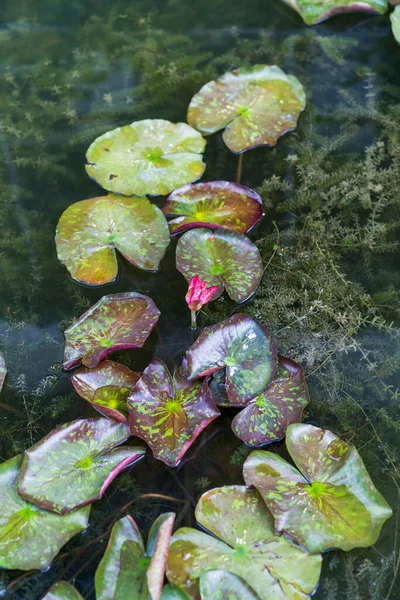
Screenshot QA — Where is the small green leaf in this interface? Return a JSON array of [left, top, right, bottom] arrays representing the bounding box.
[[41, 582, 84, 600], [281, 0, 388, 25], [161, 584, 192, 599], [391, 5, 400, 42]]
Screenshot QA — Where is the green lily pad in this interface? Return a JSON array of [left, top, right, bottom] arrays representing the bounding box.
[[391, 5, 400, 42], [0, 351, 6, 392], [186, 314, 277, 406], [55, 194, 170, 286], [176, 229, 263, 303], [232, 356, 309, 446], [72, 360, 140, 422], [96, 513, 175, 600], [166, 485, 322, 600], [200, 571, 260, 600], [41, 582, 84, 600], [63, 292, 160, 370], [0, 454, 90, 570], [128, 359, 220, 467], [86, 119, 206, 197], [187, 65, 306, 154], [162, 585, 192, 600], [281, 0, 388, 25], [17, 417, 145, 514], [243, 423, 393, 553], [162, 181, 263, 235]]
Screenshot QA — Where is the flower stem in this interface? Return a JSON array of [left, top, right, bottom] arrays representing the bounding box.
[[236, 153, 243, 184], [191, 310, 197, 330]]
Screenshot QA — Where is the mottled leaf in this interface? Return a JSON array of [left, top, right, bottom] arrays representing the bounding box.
[[72, 360, 140, 422], [186, 314, 277, 406], [41, 582, 84, 600], [162, 181, 263, 235], [0, 351, 6, 393], [0, 455, 90, 570], [63, 292, 160, 370], [232, 356, 309, 446], [128, 359, 220, 467], [200, 571, 260, 600], [55, 194, 170, 286], [86, 119, 206, 197], [176, 229, 262, 303], [166, 485, 322, 600], [188, 65, 306, 154], [17, 417, 145, 514], [281, 0, 387, 25], [243, 423, 393, 553], [391, 5, 400, 42], [162, 585, 192, 600]]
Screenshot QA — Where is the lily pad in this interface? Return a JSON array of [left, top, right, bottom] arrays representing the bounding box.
[[128, 359, 220, 467], [281, 0, 388, 25], [187, 65, 306, 154], [232, 356, 309, 446], [176, 229, 263, 303], [41, 582, 84, 600], [186, 314, 277, 406], [200, 571, 260, 600], [162, 181, 263, 235], [0, 454, 90, 570], [17, 417, 145, 514], [0, 351, 6, 392], [72, 360, 140, 422], [86, 119, 206, 197], [243, 423, 393, 553], [63, 292, 160, 370], [166, 485, 322, 600], [55, 194, 170, 286], [391, 5, 400, 42], [96, 512, 175, 600], [162, 585, 192, 600]]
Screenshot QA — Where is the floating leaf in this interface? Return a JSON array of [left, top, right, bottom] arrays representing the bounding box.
[[162, 181, 263, 235], [187, 65, 306, 154], [0, 351, 6, 392], [17, 417, 145, 514], [243, 423, 393, 553], [128, 359, 220, 467], [55, 194, 170, 286], [0, 455, 90, 570], [176, 229, 262, 303], [280, 0, 388, 25], [232, 356, 309, 446], [161, 585, 192, 600], [41, 582, 84, 600], [72, 360, 140, 422], [166, 485, 322, 600], [391, 5, 400, 42], [200, 571, 260, 600], [86, 119, 206, 197], [186, 314, 277, 406], [63, 292, 160, 370]]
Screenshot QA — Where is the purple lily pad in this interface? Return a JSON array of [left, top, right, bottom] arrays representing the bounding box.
[[63, 292, 160, 370], [72, 360, 140, 422], [243, 424, 393, 553], [176, 228, 263, 303], [232, 356, 309, 446], [162, 181, 263, 235], [17, 417, 145, 514], [281, 0, 387, 25], [0, 454, 90, 570], [128, 358, 220, 467], [0, 352, 6, 393], [41, 582, 84, 600], [186, 314, 277, 406]]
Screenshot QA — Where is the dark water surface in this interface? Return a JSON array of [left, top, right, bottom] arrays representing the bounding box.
[[0, 1, 399, 598]]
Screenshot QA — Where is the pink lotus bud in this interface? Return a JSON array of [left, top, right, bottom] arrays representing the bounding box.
[[185, 275, 219, 312]]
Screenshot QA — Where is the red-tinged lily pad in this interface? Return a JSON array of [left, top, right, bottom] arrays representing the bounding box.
[[280, 0, 387, 25], [55, 194, 170, 286], [128, 359, 220, 467], [187, 65, 306, 154], [41, 582, 84, 600], [86, 119, 206, 197], [232, 356, 309, 446], [17, 417, 145, 514], [176, 229, 262, 303], [186, 314, 277, 406], [63, 292, 160, 370], [162, 181, 263, 235], [0, 351, 6, 392], [96, 513, 175, 600], [200, 571, 260, 600], [166, 485, 322, 600], [72, 360, 140, 422], [0, 454, 90, 570], [243, 423, 393, 553]]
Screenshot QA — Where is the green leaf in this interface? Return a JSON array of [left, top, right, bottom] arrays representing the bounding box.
[[86, 119, 206, 197], [162, 181, 263, 235], [55, 194, 170, 286], [162, 585, 192, 599], [0, 351, 6, 393], [0, 455, 90, 570], [17, 417, 145, 514], [391, 5, 400, 42], [63, 292, 160, 370], [200, 571, 260, 600], [186, 314, 277, 406], [176, 229, 263, 303], [281, 0, 388, 25], [41, 582, 84, 600], [243, 423, 393, 553], [188, 65, 306, 153], [166, 485, 322, 600]]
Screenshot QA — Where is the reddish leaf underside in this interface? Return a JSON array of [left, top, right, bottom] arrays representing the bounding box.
[[0, 352, 6, 393]]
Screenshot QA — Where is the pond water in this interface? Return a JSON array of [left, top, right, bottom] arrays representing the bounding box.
[[0, 0, 399, 598]]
